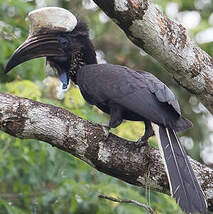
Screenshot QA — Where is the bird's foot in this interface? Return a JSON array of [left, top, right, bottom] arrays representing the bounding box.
[[101, 124, 111, 141], [135, 138, 148, 148]]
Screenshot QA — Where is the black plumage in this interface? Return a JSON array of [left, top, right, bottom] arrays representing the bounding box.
[[77, 64, 190, 130], [76, 63, 206, 213], [5, 19, 207, 214]]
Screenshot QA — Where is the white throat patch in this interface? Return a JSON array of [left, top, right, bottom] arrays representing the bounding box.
[[28, 7, 77, 36]]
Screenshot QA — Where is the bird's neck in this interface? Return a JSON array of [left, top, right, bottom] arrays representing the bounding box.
[[69, 41, 97, 84]]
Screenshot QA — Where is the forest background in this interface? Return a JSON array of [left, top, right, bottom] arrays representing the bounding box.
[[0, 0, 212, 213]]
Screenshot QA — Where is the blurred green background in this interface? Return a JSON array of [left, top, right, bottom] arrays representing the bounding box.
[[0, 0, 212, 213]]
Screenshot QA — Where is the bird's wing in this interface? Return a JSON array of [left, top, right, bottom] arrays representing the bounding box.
[[141, 71, 181, 115], [78, 64, 181, 126]]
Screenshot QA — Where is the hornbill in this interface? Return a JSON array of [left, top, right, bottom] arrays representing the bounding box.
[[5, 7, 207, 213]]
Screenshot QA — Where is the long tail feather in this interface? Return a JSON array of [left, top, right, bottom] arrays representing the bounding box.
[[151, 123, 207, 213]]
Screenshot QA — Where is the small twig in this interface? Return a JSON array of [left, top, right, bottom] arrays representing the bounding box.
[[98, 194, 156, 214]]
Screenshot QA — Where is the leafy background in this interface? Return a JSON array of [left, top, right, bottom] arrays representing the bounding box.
[[0, 0, 212, 213]]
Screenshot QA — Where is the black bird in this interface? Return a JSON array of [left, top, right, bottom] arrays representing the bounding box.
[[5, 7, 207, 213]]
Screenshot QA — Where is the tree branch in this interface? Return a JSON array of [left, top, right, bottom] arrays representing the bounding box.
[[98, 194, 156, 214], [92, 0, 213, 113], [0, 92, 212, 209]]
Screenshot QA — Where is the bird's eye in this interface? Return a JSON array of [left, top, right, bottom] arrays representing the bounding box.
[[58, 37, 70, 49]]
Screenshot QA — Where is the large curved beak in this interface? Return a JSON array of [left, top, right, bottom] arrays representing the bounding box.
[[5, 33, 65, 73]]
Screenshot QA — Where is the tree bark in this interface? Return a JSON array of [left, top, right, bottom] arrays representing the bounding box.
[[92, 0, 213, 114], [0, 92, 212, 209]]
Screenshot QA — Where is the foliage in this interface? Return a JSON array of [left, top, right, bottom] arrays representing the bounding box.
[[6, 80, 42, 100], [0, 0, 212, 213]]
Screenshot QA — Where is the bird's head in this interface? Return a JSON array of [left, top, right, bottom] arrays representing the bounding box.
[[5, 7, 97, 95]]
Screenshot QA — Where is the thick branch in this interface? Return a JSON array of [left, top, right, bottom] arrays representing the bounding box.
[[92, 0, 213, 113], [0, 92, 212, 209]]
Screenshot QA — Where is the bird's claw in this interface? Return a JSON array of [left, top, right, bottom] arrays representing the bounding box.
[[101, 124, 111, 141], [135, 138, 148, 148]]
